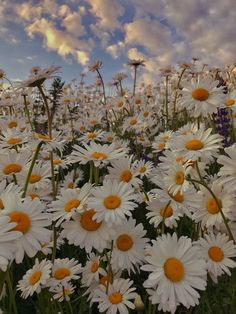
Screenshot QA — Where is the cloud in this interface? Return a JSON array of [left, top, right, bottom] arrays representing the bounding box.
[[26, 18, 91, 65], [86, 0, 124, 30], [106, 41, 125, 58]]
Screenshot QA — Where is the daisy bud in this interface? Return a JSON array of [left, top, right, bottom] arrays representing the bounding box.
[[134, 294, 144, 311]]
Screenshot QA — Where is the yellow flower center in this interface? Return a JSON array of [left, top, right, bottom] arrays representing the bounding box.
[[164, 258, 184, 282], [64, 199, 81, 212], [117, 101, 124, 108], [53, 159, 62, 165], [7, 137, 22, 145], [8, 121, 17, 128], [67, 182, 74, 189], [135, 98, 142, 104], [175, 171, 185, 185], [139, 166, 146, 173], [28, 192, 39, 200], [54, 268, 71, 280], [29, 174, 42, 183], [90, 119, 97, 125], [226, 99, 235, 107], [192, 87, 209, 101], [79, 126, 86, 131], [80, 209, 102, 231], [143, 111, 149, 117], [29, 271, 42, 285], [91, 152, 108, 159], [3, 163, 22, 175], [103, 195, 121, 209], [91, 261, 99, 273], [0, 198, 4, 209], [120, 170, 132, 182], [129, 118, 137, 125], [87, 132, 97, 139], [109, 292, 123, 304], [159, 143, 165, 150], [107, 136, 113, 142], [10, 211, 31, 233], [34, 133, 51, 141], [185, 139, 204, 150], [208, 246, 224, 262], [160, 206, 173, 218], [116, 234, 133, 251], [99, 275, 111, 286], [206, 198, 222, 214], [176, 156, 184, 162], [169, 191, 184, 203]]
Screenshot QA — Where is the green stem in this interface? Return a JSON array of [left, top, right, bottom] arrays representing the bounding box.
[[22, 142, 43, 198], [23, 95, 34, 130], [6, 269, 18, 314], [133, 66, 137, 97], [37, 85, 52, 137], [94, 166, 99, 186], [165, 75, 169, 128], [89, 161, 94, 183]]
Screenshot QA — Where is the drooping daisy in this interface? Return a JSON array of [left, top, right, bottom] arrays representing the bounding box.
[[48, 183, 92, 226], [192, 182, 235, 229], [92, 278, 137, 314], [197, 232, 236, 283], [169, 128, 222, 162], [217, 144, 236, 193], [70, 142, 125, 167], [142, 233, 207, 314], [1, 192, 51, 263], [111, 218, 148, 273], [81, 253, 106, 286], [61, 209, 113, 253], [106, 156, 142, 187], [48, 258, 82, 287], [146, 199, 182, 229], [0, 215, 22, 271], [88, 179, 137, 226], [17, 258, 52, 298], [50, 283, 76, 302], [179, 76, 225, 117]]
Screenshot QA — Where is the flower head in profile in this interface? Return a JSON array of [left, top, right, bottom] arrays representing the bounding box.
[[88, 60, 102, 72], [127, 59, 145, 68]]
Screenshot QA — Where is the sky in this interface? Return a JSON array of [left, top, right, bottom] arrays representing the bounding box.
[[0, 0, 236, 85]]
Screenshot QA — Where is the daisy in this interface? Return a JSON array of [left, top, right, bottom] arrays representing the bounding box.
[[179, 76, 225, 117], [18, 161, 51, 191], [30, 130, 66, 153], [192, 182, 235, 229], [0, 115, 26, 131], [48, 258, 82, 287], [197, 232, 236, 283], [88, 179, 137, 226], [106, 156, 142, 187], [17, 258, 52, 298], [0, 128, 28, 149], [81, 253, 106, 286], [146, 199, 182, 229], [123, 115, 141, 132], [163, 163, 191, 196], [79, 130, 105, 143], [70, 142, 125, 167], [111, 218, 148, 273], [50, 283, 76, 302], [152, 131, 173, 153], [134, 159, 154, 179], [169, 128, 222, 162], [0, 149, 31, 179], [142, 233, 207, 313], [48, 183, 92, 226], [0, 215, 22, 271], [61, 209, 113, 253], [92, 278, 137, 314], [217, 144, 236, 193], [1, 192, 51, 263], [223, 90, 236, 110]]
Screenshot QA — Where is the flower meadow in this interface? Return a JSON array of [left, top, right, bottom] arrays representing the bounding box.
[[0, 60, 236, 314]]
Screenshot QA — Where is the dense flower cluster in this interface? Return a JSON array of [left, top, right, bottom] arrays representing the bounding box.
[[0, 60, 236, 313]]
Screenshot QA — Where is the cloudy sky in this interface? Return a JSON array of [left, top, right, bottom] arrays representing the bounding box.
[[1, 0, 236, 84]]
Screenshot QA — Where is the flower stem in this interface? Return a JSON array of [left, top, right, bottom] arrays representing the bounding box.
[[6, 269, 18, 314]]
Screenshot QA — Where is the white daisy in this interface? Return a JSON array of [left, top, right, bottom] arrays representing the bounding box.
[[111, 218, 148, 273], [92, 278, 137, 314], [142, 233, 207, 314], [61, 209, 113, 253], [50, 283, 76, 302], [197, 232, 236, 283], [88, 179, 137, 226], [17, 258, 52, 298], [81, 253, 106, 286], [48, 183, 92, 226]]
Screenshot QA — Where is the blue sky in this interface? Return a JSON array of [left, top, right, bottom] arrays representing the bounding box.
[[0, 0, 235, 85]]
